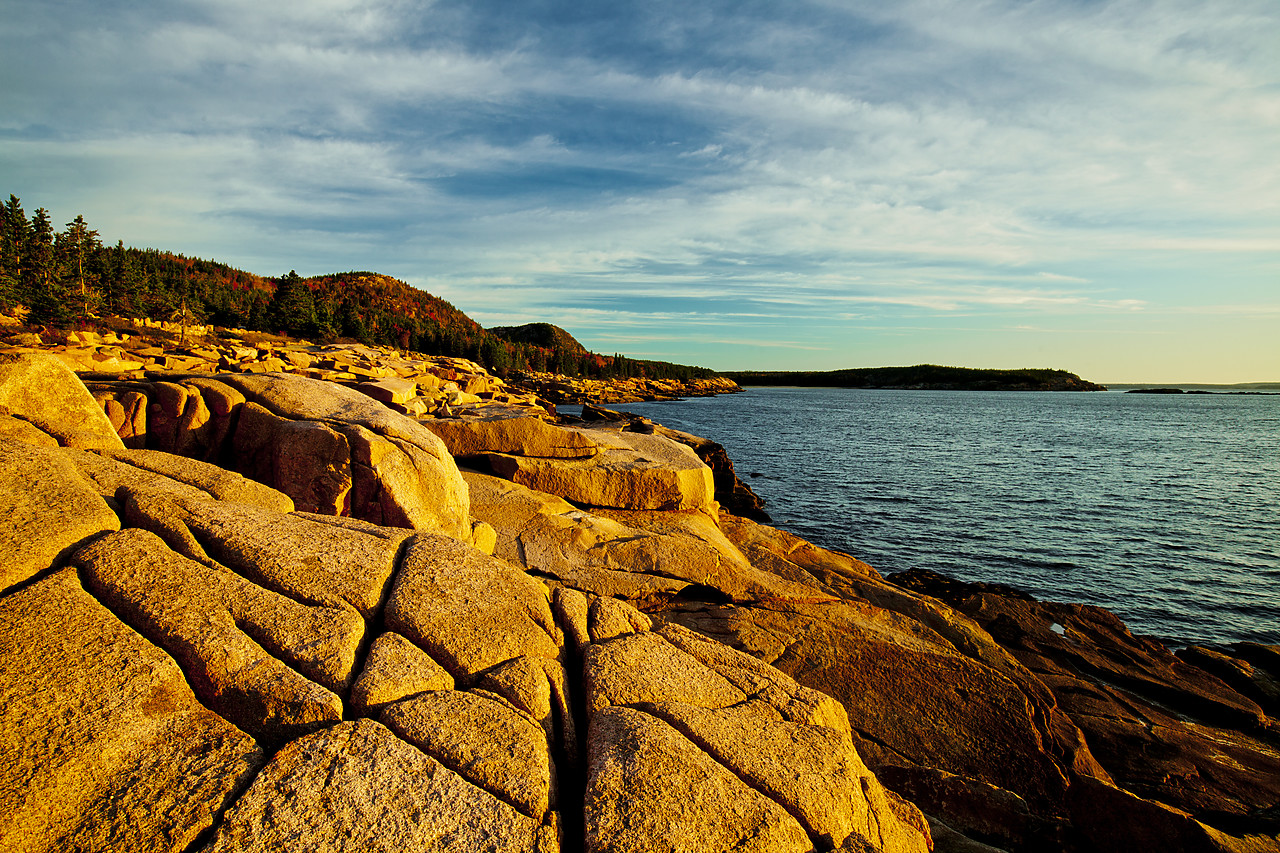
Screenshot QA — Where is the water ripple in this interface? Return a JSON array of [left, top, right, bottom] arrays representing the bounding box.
[[626, 389, 1280, 647]]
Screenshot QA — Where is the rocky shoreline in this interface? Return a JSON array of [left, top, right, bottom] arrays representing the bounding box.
[[0, 320, 743, 406], [504, 370, 743, 404], [1, 333, 1278, 853]]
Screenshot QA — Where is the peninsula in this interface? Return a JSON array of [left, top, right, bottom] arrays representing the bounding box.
[[726, 365, 1107, 391]]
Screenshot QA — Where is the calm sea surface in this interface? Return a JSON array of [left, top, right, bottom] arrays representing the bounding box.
[[622, 388, 1280, 648]]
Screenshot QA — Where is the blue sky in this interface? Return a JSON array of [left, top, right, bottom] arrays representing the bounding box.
[[3, 0, 1277, 382]]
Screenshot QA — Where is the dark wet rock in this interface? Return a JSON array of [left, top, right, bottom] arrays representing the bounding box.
[[1178, 644, 1280, 717], [890, 567, 1280, 840]]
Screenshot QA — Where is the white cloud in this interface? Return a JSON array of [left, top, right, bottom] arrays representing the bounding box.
[[2, 0, 1277, 379]]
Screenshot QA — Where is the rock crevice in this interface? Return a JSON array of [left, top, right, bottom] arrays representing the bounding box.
[[5, 346, 1275, 852]]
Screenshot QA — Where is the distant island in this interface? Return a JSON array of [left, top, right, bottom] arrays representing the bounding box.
[[725, 365, 1106, 391], [1125, 387, 1279, 395]]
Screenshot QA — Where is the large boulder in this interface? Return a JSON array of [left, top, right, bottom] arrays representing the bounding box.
[[232, 401, 353, 515], [85, 370, 472, 536], [482, 427, 714, 512], [580, 407, 770, 521], [423, 410, 600, 459], [212, 372, 471, 538], [0, 351, 124, 450]]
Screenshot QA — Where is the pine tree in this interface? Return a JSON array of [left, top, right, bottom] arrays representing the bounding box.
[[104, 240, 143, 316], [24, 208, 65, 323], [0, 195, 28, 310], [269, 270, 317, 337], [57, 214, 102, 318]]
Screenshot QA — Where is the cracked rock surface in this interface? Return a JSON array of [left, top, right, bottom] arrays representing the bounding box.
[[5, 349, 1276, 853], [0, 354, 933, 853]]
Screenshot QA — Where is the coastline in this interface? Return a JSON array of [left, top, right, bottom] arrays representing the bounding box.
[[2, 332, 1278, 852]]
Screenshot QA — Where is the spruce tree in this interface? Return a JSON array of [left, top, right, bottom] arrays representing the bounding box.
[[24, 209, 65, 323], [269, 270, 317, 337], [0, 195, 28, 310], [57, 214, 102, 318]]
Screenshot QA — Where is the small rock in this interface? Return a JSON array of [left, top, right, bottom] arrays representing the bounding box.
[[585, 706, 812, 853], [382, 689, 555, 818], [385, 534, 560, 679], [349, 632, 455, 716]]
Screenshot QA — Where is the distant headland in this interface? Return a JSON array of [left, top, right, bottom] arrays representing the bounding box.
[[1119, 384, 1280, 395], [725, 364, 1107, 391]]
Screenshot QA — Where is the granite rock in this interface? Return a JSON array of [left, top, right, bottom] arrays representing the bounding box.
[[384, 533, 560, 679], [119, 483, 410, 617], [423, 410, 600, 459], [0, 441, 120, 592], [348, 632, 455, 716], [483, 427, 714, 512], [382, 689, 556, 818], [585, 706, 813, 853], [201, 719, 553, 853], [464, 471, 826, 608], [75, 529, 360, 741], [213, 372, 470, 537], [232, 401, 352, 515], [0, 351, 125, 450], [0, 569, 260, 853]]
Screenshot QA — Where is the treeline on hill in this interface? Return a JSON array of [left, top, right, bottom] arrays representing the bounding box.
[[726, 365, 1106, 391], [0, 194, 715, 382]]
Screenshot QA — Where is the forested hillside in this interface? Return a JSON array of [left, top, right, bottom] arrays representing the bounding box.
[[0, 194, 715, 381], [727, 364, 1106, 391]]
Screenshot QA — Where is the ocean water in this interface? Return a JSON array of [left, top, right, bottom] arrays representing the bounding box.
[[622, 388, 1280, 648]]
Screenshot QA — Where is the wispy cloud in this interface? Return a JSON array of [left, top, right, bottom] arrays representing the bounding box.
[[2, 0, 1277, 381]]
